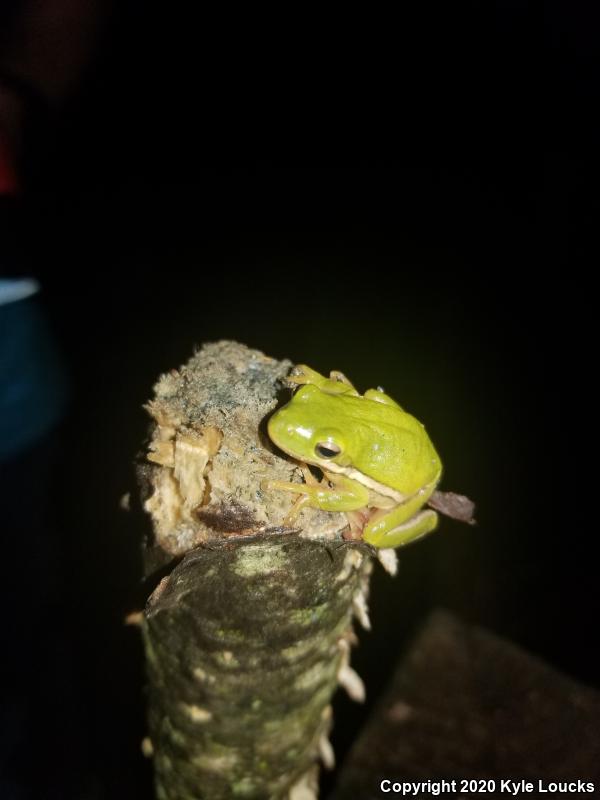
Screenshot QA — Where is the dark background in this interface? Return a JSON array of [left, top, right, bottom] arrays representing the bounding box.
[[1, 3, 597, 798]]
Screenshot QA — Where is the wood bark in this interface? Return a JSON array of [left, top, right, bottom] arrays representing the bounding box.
[[138, 341, 372, 800]]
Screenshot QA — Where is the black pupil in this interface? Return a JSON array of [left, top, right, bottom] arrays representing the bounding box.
[[316, 444, 340, 459]]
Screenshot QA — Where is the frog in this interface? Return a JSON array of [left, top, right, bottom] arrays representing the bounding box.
[[265, 365, 442, 549]]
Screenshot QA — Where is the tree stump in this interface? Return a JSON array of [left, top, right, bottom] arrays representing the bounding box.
[[138, 341, 373, 800]]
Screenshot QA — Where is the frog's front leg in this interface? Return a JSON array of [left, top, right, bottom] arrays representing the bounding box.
[[287, 365, 359, 396], [328, 370, 358, 391], [266, 468, 370, 526], [363, 487, 438, 548], [278, 464, 319, 525]]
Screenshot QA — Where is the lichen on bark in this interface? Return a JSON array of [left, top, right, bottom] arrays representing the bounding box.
[[138, 341, 373, 800]]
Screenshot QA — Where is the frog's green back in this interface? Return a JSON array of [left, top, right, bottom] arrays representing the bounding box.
[[329, 394, 440, 493], [276, 386, 441, 495]]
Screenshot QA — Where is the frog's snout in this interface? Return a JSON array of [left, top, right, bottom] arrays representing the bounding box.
[[267, 409, 283, 440], [267, 408, 292, 446], [268, 406, 313, 447]]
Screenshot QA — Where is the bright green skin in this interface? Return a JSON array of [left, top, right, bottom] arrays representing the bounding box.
[[267, 366, 442, 549]]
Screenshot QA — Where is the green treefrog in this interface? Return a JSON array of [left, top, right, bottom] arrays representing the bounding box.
[[266, 365, 442, 549]]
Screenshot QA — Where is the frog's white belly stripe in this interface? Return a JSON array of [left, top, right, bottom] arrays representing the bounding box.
[[319, 460, 406, 503]]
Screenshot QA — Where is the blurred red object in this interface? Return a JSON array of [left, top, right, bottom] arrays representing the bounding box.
[[0, 128, 19, 194]]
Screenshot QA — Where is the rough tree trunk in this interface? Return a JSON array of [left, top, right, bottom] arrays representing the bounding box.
[[137, 341, 373, 800]]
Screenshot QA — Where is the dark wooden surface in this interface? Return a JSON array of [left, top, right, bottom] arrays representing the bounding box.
[[332, 611, 600, 799]]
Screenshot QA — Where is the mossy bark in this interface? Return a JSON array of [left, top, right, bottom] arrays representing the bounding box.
[[138, 342, 372, 800]]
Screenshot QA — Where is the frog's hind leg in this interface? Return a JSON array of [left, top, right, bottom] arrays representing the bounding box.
[[363, 507, 438, 549], [362, 481, 438, 549]]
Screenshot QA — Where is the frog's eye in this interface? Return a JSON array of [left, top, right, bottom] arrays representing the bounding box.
[[315, 442, 342, 459]]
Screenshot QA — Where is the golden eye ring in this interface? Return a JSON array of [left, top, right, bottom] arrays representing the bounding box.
[[315, 442, 341, 459]]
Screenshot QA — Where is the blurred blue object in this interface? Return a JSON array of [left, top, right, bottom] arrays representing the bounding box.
[[0, 280, 68, 462]]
